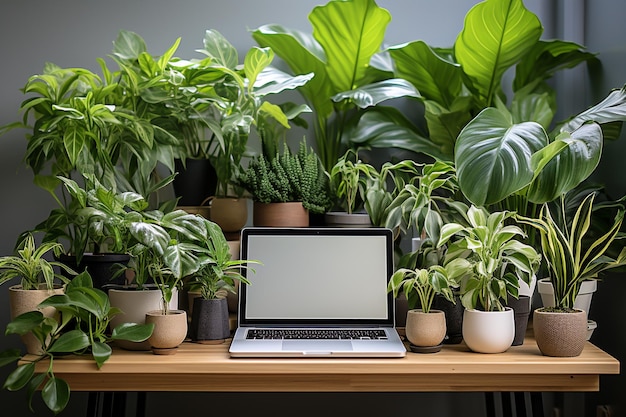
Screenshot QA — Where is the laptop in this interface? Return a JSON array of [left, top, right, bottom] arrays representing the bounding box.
[[229, 227, 406, 358]]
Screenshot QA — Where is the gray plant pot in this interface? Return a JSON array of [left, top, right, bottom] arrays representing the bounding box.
[[190, 297, 230, 343]]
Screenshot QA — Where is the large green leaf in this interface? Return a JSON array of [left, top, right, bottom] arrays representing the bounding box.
[[455, 107, 548, 206], [346, 107, 446, 160], [331, 79, 420, 108], [42, 377, 70, 415], [388, 40, 463, 108], [48, 329, 90, 353], [310, 0, 391, 92], [513, 40, 597, 92], [557, 86, 626, 140], [527, 122, 603, 203], [252, 24, 333, 119], [455, 0, 542, 107]]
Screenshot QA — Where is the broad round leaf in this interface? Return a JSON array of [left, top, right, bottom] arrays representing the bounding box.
[[48, 329, 90, 353], [455, 107, 547, 206], [42, 377, 70, 415]]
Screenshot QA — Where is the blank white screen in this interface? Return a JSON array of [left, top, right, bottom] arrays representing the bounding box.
[[244, 234, 389, 320]]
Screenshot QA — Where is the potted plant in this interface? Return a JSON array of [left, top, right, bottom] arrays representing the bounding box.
[[387, 262, 458, 353], [0, 272, 153, 415], [0, 233, 76, 354], [438, 205, 541, 353], [518, 192, 626, 357], [186, 220, 259, 344], [251, 0, 422, 172], [325, 150, 379, 227], [238, 140, 331, 227]]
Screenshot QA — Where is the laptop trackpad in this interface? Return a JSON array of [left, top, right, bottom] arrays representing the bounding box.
[[282, 340, 353, 352]]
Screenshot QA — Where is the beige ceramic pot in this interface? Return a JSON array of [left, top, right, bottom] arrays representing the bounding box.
[[253, 201, 309, 227], [8, 284, 64, 355], [209, 197, 249, 238], [533, 308, 587, 357], [405, 309, 447, 353], [145, 310, 188, 355], [108, 286, 178, 351]]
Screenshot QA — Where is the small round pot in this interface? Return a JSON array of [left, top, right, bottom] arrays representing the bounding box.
[[108, 285, 178, 351], [190, 297, 230, 344], [209, 197, 249, 238], [462, 308, 515, 354], [405, 309, 446, 353], [324, 212, 372, 228], [533, 308, 587, 357], [145, 310, 188, 355], [253, 201, 309, 227]]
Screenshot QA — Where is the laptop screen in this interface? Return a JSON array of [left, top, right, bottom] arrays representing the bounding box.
[[238, 227, 395, 327]]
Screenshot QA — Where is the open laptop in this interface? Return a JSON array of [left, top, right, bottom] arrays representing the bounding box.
[[229, 227, 406, 358]]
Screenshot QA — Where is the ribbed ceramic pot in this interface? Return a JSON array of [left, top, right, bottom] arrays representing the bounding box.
[[405, 309, 446, 352], [8, 284, 64, 355], [253, 201, 309, 227], [533, 308, 587, 357], [145, 310, 188, 355], [462, 308, 515, 354]]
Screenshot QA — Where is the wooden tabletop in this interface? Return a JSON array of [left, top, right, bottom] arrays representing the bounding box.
[[29, 337, 619, 393]]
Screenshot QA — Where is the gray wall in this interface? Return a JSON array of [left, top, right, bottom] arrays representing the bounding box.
[[0, 1, 624, 416]]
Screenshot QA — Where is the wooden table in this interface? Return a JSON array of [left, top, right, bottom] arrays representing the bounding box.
[[35, 336, 619, 393]]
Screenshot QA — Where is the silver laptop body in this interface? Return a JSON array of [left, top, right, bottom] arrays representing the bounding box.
[[229, 227, 406, 358]]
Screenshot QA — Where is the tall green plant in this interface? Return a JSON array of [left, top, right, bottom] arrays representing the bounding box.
[[517, 192, 626, 310], [252, 0, 422, 171]]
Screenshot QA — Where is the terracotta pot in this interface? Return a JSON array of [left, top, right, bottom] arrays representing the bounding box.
[[253, 201, 309, 227], [208, 197, 249, 238], [462, 308, 515, 354], [405, 309, 446, 353], [533, 308, 587, 357], [145, 310, 188, 355], [8, 284, 64, 355], [108, 285, 178, 351]]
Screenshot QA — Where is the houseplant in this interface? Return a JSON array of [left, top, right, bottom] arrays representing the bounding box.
[[325, 150, 379, 227], [0, 272, 153, 415], [387, 263, 457, 353], [0, 233, 75, 354], [186, 219, 259, 343], [237, 140, 331, 227], [438, 205, 541, 353], [252, 0, 423, 172], [518, 192, 626, 356]]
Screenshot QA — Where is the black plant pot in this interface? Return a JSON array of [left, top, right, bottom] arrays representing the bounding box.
[[57, 253, 130, 289], [433, 293, 464, 344], [506, 294, 531, 346], [173, 158, 218, 206], [190, 297, 230, 343]]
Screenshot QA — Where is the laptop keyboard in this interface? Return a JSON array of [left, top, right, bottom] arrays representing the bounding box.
[[245, 329, 388, 340]]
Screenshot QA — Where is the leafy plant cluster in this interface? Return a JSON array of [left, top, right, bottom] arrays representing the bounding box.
[[0, 273, 153, 414], [238, 141, 331, 214]]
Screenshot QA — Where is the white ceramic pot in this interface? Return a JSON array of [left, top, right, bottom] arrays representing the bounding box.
[[537, 278, 597, 314], [108, 286, 178, 350], [462, 308, 515, 354]]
